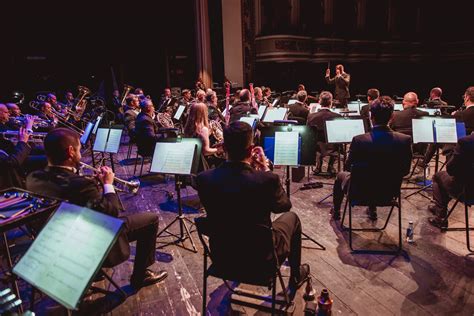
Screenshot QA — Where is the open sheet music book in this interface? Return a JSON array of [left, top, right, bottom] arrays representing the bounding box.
[[13, 202, 124, 310], [150, 142, 197, 175], [326, 119, 365, 143], [93, 128, 123, 153], [262, 108, 287, 123], [412, 118, 465, 143]]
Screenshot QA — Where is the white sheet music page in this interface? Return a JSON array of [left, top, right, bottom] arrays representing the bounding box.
[[105, 129, 123, 153], [92, 128, 108, 152], [263, 108, 287, 122], [92, 115, 102, 134], [412, 119, 434, 143], [150, 142, 196, 175], [434, 118, 457, 143], [239, 117, 256, 128], [326, 119, 365, 143], [274, 131, 299, 166], [13, 202, 123, 310], [258, 105, 267, 119], [174, 105, 186, 120]]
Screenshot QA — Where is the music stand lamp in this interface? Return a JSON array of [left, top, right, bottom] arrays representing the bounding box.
[[153, 138, 202, 253]]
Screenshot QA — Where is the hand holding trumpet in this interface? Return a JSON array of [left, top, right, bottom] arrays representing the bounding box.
[[95, 166, 115, 185], [251, 146, 271, 172]]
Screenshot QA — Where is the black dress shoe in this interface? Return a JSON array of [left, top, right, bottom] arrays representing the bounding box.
[[131, 269, 168, 290], [429, 216, 448, 229]]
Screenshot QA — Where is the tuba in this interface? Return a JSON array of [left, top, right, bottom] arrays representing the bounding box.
[[71, 85, 91, 121]]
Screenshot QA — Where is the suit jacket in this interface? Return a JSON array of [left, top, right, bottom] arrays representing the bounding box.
[[345, 125, 412, 176], [26, 166, 128, 266], [307, 108, 341, 143], [446, 133, 474, 183], [196, 161, 291, 230], [229, 102, 258, 123], [124, 108, 139, 133], [326, 73, 350, 100], [288, 101, 309, 124], [390, 107, 429, 135], [135, 112, 161, 156], [454, 106, 474, 135], [0, 142, 31, 190]]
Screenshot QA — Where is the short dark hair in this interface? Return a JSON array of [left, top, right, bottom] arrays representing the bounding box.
[[370, 96, 394, 125], [239, 89, 251, 102], [296, 90, 307, 102], [224, 121, 253, 161], [465, 86, 474, 103], [367, 88, 380, 101], [44, 128, 80, 165], [319, 91, 333, 107]]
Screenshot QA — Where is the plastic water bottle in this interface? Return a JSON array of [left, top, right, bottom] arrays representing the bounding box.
[[406, 221, 414, 243]]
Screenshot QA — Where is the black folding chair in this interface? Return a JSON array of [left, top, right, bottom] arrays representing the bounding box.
[[340, 163, 403, 254], [195, 217, 291, 315]]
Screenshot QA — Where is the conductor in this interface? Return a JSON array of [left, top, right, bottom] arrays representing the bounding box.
[[325, 64, 350, 108]]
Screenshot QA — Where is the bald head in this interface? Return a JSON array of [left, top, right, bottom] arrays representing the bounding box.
[[6, 103, 21, 116], [0, 104, 10, 124], [402, 92, 418, 109]]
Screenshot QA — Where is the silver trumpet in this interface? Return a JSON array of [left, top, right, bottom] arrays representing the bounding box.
[[79, 162, 140, 194]]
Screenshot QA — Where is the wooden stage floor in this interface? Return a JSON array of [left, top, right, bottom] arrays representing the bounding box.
[[6, 140, 474, 315]]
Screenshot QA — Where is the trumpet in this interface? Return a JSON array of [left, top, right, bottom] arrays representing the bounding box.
[[1, 130, 47, 144], [79, 162, 140, 194]]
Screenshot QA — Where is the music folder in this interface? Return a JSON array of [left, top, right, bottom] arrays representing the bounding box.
[[326, 119, 365, 143], [13, 202, 124, 310], [93, 127, 123, 153], [412, 118, 464, 144], [150, 140, 199, 175], [80, 122, 94, 145], [173, 105, 186, 120], [262, 107, 287, 123]]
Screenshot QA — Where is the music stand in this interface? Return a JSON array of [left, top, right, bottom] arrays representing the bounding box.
[[13, 202, 125, 312], [92, 125, 124, 172], [260, 125, 325, 250], [151, 138, 202, 253]]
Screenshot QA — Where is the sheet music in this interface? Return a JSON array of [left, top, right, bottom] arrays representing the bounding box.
[[309, 103, 320, 113], [394, 103, 403, 111], [326, 119, 365, 143], [412, 119, 434, 143], [288, 99, 297, 105], [263, 108, 287, 122], [347, 102, 365, 114], [239, 117, 257, 128], [105, 129, 123, 153], [92, 128, 108, 152], [272, 99, 279, 107], [13, 203, 123, 310], [434, 118, 457, 143], [274, 131, 299, 166], [173, 105, 186, 120], [150, 142, 196, 175], [92, 115, 102, 134], [80, 122, 94, 145], [258, 105, 267, 119]]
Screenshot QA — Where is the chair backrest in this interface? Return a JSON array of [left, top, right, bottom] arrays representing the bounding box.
[[348, 162, 402, 207], [195, 217, 277, 285]]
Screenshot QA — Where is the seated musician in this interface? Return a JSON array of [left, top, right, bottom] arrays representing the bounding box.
[[288, 90, 309, 124], [37, 101, 56, 122], [134, 99, 162, 157], [46, 93, 63, 112], [123, 94, 140, 134], [0, 127, 32, 190], [389, 92, 428, 135], [306, 91, 340, 175], [254, 87, 264, 104], [157, 88, 172, 112], [6, 103, 22, 117], [229, 89, 258, 123], [63, 91, 75, 108], [331, 97, 412, 220], [425, 87, 448, 109], [452, 86, 474, 135], [196, 89, 206, 103], [428, 131, 474, 228], [206, 90, 224, 122], [26, 128, 168, 289], [0, 104, 17, 131], [196, 121, 309, 298], [360, 88, 380, 128]]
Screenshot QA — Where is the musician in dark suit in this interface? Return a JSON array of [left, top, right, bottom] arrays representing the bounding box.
[[360, 88, 380, 128], [26, 128, 167, 290], [332, 97, 412, 220], [229, 89, 258, 123], [453, 86, 474, 135], [288, 90, 309, 124], [123, 94, 140, 133], [196, 122, 309, 298], [428, 132, 474, 228], [0, 128, 32, 190], [134, 99, 162, 157], [390, 92, 429, 135], [306, 91, 341, 175], [425, 87, 448, 108], [158, 88, 173, 112], [325, 64, 350, 108]]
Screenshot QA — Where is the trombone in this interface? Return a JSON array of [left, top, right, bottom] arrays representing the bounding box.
[[120, 84, 135, 106], [79, 162, 140, 194], [29, 100, 85, 135]]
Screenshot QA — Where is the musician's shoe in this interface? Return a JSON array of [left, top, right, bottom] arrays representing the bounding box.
[[287, 264, 311, 300], [428, 216, 448, 230], [131, 269, 168, 290], [366, 207, 377, 221], [330, 208, 341, 220]]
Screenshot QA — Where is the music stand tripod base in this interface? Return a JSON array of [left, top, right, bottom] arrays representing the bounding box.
[[156, 175, 198, 253]]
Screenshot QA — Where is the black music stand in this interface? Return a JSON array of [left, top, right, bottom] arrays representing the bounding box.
[[152, 138, 202, 253], [92, 125, 124, 172], [260, 125, 325, 250]]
